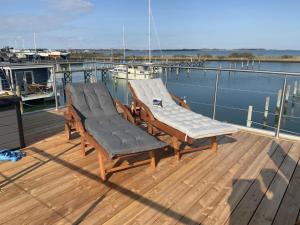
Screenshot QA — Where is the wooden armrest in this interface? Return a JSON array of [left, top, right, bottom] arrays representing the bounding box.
[[114, 99, 135, 124], [171, 94, 191, 110], [133, 97, 156, 122], [68, 105, 85, 132]]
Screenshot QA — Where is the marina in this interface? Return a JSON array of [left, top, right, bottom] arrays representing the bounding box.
[[1, 0, 300, 224]]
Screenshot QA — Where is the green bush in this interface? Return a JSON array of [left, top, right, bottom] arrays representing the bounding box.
[[228, 52, 254, 59], [281, 55, 294, 59]]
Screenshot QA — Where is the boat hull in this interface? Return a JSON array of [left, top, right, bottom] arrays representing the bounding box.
[[112, 72, 152, 80]]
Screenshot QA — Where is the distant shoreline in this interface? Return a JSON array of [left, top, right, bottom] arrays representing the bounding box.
[[70, 48, 300, 52], [70, 52, 300, 63]]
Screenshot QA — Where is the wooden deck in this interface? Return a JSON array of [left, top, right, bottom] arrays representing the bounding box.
[[0, 109, 300, 225]]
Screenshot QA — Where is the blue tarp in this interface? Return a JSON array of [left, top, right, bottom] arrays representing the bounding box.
[[0, 149, 26, 162]]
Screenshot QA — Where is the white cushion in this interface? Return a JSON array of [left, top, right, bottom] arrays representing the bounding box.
[[130, 78, 237, 139]]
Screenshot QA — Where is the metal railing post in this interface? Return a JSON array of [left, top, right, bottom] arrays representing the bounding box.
[[125, 65, 129, 105], [212, 68, 220, 119], [276, 76, 287, 138], [52, 67, 58, 110], [0, 78, 2, 91], [165, 67, 168, 87]]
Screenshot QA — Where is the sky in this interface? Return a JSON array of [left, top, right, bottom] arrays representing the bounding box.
[[0, 0, 299, 50]]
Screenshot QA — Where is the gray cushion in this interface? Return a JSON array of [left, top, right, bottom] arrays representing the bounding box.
[[67, 82, 166, 157], [129, 78, 238, 139], [66, 83, 118, 119], [85, 115, 166, 157]]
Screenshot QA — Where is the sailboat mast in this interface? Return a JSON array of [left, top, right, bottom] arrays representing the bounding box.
[[33, 32, 37, 53], [123, 25, 126, 62], [148, 0, 151, 63]]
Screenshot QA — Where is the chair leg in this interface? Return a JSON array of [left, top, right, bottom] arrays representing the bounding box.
[[65, 122, 71, 140], [80, 136, 86, 156], [98, 151, 106, 181], [147, 123, 153, 134], [171, 136, 181, 160], [149, 150, 156, 169], [211, 136, 217, 153]]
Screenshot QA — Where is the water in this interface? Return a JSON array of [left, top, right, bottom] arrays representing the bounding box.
[[57, 60, 300, 136]]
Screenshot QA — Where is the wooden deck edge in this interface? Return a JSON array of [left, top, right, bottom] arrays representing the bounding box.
[[235, 125, 300, 142]]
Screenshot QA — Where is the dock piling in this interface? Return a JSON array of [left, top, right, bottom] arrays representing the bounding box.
[[293, 81, 298, 98], [285, 85, 291, 103], [276, 89, 282, 111], [247, 105, 253, 127], [264, 96, 270, 120]]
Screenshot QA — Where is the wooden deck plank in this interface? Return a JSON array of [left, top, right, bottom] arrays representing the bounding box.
[[101, 133, 246, 225], [272, 144, 300, 225], [55, 137, 210, 222], [223, 140, 293, 225], [0, 109, 300, 225], [202, 140, 293, 225], [53, 138, 214, 225], [22, 110, 64, 145], [146, 134, 265, 225], [172, 137, 272, 225], [248, 142, 300, 225]]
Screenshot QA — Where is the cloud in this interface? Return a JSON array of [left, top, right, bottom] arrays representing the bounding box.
[[0, 0, 95, 48], [0, 14, 69, 33], [48, 0, 94, 13], [0, 0, 94, 37]]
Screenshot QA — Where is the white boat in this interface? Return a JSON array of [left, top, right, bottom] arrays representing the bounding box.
[[15, 51, 27, 59], [144, 62, 163, 74], [113, 0, 157, 80], [37, 51, 50, 58], [23, 50, 35, 56], [111, 65, 152, 80]]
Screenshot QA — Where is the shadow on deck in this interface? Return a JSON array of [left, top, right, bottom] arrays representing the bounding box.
[[22, 109, 64, 145]]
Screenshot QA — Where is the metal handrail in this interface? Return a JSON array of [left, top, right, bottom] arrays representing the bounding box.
[[97, 61, 300, 77], [53, 60, 300, 77]]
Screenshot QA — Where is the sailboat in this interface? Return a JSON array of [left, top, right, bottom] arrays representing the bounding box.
[[111, 0, 154, 80]]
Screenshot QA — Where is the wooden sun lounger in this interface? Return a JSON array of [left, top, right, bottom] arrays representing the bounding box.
[[64, 83, 166, 181], [129, 78, 237, 160]]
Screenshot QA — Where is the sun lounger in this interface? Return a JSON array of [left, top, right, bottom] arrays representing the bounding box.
[[129, 78, 237, 160], [64, 83, 166, 181]]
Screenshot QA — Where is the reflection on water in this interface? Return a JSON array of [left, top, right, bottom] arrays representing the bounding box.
[[56, 61, 300, 135]]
